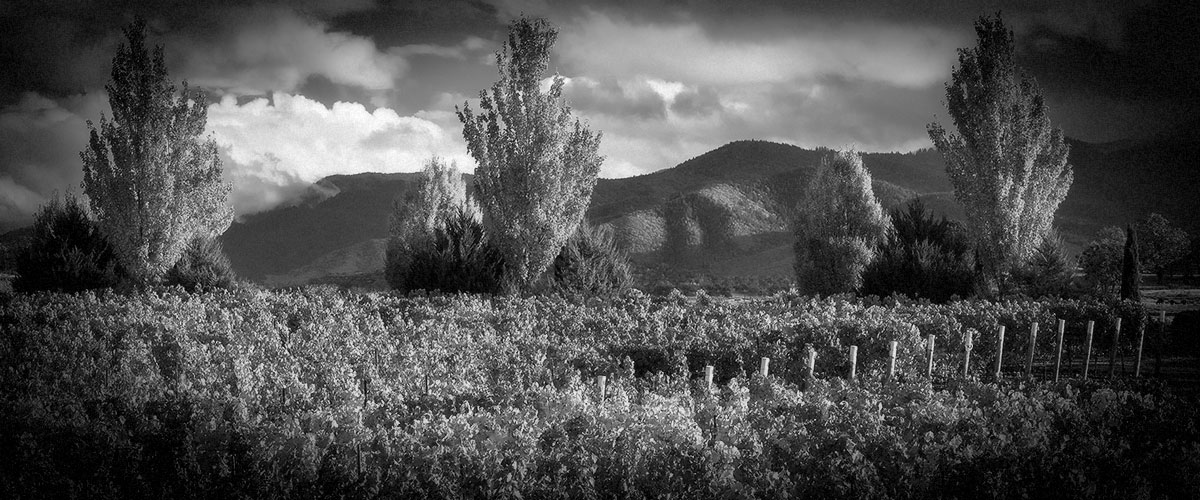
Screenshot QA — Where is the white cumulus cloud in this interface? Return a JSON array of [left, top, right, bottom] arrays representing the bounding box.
[[206, 92, 473, 216]]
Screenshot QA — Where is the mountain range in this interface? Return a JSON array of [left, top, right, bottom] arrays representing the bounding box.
[[216, 130, 1199, 288], [2, 131, 1196, 289]]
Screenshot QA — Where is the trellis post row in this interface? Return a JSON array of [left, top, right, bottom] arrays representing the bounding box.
[[590, 312, 1170, 398]]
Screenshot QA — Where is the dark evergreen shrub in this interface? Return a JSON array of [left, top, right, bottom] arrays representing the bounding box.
[[552, 224, 633, 297], [13, 193, 123, 292], [163, 235, 237, 291], [860, 199, 975, 302], [1012, 231, 1074, 298], [398, 206, 504, 294]]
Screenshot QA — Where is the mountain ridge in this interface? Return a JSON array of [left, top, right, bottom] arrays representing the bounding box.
[[203, 134, 1200, 286], [3, 134, 1195, 288], [217, 133, 1199, 287]]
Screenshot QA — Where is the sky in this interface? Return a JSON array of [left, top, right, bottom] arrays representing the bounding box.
[[1, 0, 1197, 231]]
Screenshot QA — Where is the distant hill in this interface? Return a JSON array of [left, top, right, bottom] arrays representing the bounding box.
[[220, 172, 425, 282], [219, 140, 922, 286], [588, 140, 916, 276], [4, 134, 1195, 288], [214, 136, 1199, 287]]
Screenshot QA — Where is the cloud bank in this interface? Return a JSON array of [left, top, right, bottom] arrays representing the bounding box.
[[166, 6, 408, 95], [207, 93, 472, 216], [552, 10, 961, 177], [0, 92, 106, 231], [2, 0, 1194, 230]]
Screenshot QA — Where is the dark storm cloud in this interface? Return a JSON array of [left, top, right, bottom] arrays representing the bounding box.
[[518, 0, 1196, 141], [670, 86, 723, 117], [327, 0, 503, 46], [563, 78, 668, 121], [0, 0, 387, 103], [1013, 1, 1200, 138]]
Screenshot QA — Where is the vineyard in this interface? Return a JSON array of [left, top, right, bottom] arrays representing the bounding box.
[[2, 286, 1199, 498]]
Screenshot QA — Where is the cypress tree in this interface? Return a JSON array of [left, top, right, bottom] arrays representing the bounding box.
[[1121, 224, 1141, 301]]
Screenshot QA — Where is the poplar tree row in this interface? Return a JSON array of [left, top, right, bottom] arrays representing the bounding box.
[[39, 13, 1084, 297]]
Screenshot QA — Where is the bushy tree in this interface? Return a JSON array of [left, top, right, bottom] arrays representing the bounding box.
[[552, 224, 633, 297], [1081, 214, 1190, 296], [81, 19, 232, 284], [386, 157, 503, 294], [456, 17, 604, 293], [860, 199, 975, 302], [13, 193, 124, 293], [391, 156, 471, 242], [1121, 224, 1141, 301], [385, 157, 473, 290], [1136, 213, 1190, 284], [794, 150, 890, 296], [1012, 230, 1073, 297], [927, 14, 1073, 292], [1080, 227, 1123, 297], [163, 234, 237, 292]]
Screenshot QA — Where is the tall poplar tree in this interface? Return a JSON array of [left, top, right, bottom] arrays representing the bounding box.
[[927, 14, 1073, 292], [456, 17, 603, 293], [81, 19, 232, 283]]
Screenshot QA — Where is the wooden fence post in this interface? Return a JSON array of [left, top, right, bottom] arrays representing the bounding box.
[[1054, 319, 1065, 383], [1135, 315, 1147, 377], [1156, 310, 1166, 376], [994, 326, 1006, 381], [760, 357, 770, 378], [887, 340, 898, 380], [1083, 321, 1094, 380], [804, 345, 817, 391], [1109, 317, 1122, 378], [926, 334, 936, 378], [848, 345, 858, 380], [704, 365, 714, 389], [963, 330, 974, 378], [1025, 322, 1039, 378]]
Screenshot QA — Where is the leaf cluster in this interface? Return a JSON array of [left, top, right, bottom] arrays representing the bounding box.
[[2, 288, 1195, 498]]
